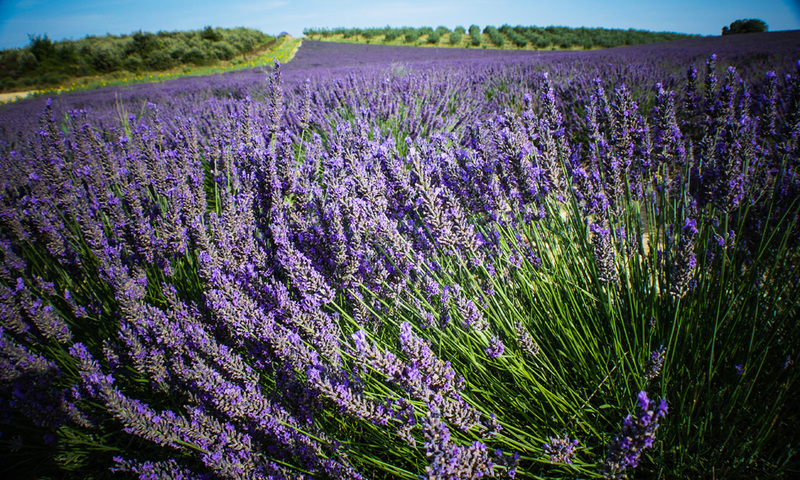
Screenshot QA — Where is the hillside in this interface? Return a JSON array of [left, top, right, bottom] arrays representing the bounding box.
[[0, 27, 284, 94], [302, 24, 700, 50]]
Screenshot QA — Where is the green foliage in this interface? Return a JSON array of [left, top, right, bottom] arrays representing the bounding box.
[[180, 46, 209, 65], [722, 19, 768, 35], [91, 46, 123, 72], [342, 28, 359, 39], [123, 53, 144, 72], [384, 28, 400, 42], [500, 25, 528, 47], [28, 34, 55, 61], [145, 49, 175, 70], [404, 28, 421, 44], [361, 27, 389, 40], [450, 26, 465, 45], [128, 30, 159, 57], [0, 27, 274, 92], [200, 25, 223, 42], [17, 50, 38, 72], [483, 25, 505, 46], [469, 25, 482, 46], [302, 24, 697, 52]]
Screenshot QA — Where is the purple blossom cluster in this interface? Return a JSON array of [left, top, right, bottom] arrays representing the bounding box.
[[421, 405, 494, 479], [669, 217, 698, 298], [601, 391, 668, 479], [643, 345, 666, 381], [543, 435, 579, 464]]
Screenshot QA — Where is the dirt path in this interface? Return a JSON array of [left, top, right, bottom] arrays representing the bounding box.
[[287, 38, 303, 61], [0, 91, 34, 103]]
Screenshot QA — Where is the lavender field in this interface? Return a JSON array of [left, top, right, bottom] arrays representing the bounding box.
[[1, 31, 799, 479]]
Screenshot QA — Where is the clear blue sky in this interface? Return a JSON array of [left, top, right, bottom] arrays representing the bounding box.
[[1, 0, 798, 49]]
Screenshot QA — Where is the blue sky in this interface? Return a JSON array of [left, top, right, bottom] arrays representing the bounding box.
[[1, 0, 798, 49]]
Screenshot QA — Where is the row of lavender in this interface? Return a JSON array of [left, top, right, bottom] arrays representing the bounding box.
[[1, 34, 799, 479]]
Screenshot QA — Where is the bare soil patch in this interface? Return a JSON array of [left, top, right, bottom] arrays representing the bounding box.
[[0, 91, 33, 103]]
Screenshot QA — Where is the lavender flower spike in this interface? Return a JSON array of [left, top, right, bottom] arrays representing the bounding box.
[[543, 435, 579, 464], [669, 217, 698, 298], [486, 335, 505, 359], [643, 345, 666, 381], [601, 391, 668, 479]]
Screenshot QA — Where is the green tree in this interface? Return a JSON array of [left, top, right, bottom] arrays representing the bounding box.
[[17, 50, 38, 72], [404, 28, 421, 43], [450, 26, 465, 45], [483, 26, 505, 46], [27, 34, 55, 62], [146, 50, 175, 70], [384, 28, 400, 42], [91, 45, 123, 72], [129, 30, 159, 57], [722, 18, 768, 35], [200, 26, 223, 42], [469, 25, 482, 46]]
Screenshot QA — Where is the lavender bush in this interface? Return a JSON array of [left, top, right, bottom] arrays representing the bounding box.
[[1, 32, 799, 479]]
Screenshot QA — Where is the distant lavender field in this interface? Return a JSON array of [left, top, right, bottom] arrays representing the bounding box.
[[1, 31, 799, 480]]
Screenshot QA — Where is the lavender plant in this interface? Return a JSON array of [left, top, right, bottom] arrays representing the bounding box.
[[1, 32, 799, 480]]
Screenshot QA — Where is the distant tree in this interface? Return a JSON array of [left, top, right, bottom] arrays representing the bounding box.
[[1, 26, 274, 92], [27, 34, 55, 63], [469, 25, 482, 46], [91, 45, 123, 72], [342, 28, 359, 39], [450, 26, 465, 45], [130, 31, 159, 57], [17, 50, 38, 72], [146, 49, 175, 70], [722, 19, 768, 35], [201, 26, 223, 42], [404, 29, 421, 44], [384, 28, 400, 42], [123, 53, 144, 72], [499, 25, 527, 47], [483, 26, 505, 46], [181, 46, 208, 65]]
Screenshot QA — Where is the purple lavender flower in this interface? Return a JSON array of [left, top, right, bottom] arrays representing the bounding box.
[[784, 356, 794, 370], [669, 217, 698, 298], [486, 335, 505, 359], [493, 449, 521, 478], [514, 322, 540, 357], [0, 328, 75, 429], [421, 406, 494, 479], [643, 345, 666, 381], [543, 435, 579, 464], [591, 220, 618, 284], [601, 391, 668, 479]]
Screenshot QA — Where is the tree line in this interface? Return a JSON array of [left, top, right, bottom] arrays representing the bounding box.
[[722, 19, 768, 35], [0, 27, 274, 92], [303, 25, 698, 49]]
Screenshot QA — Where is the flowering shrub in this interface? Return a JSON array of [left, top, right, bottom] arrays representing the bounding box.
[[1, 34, 799, 479]]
